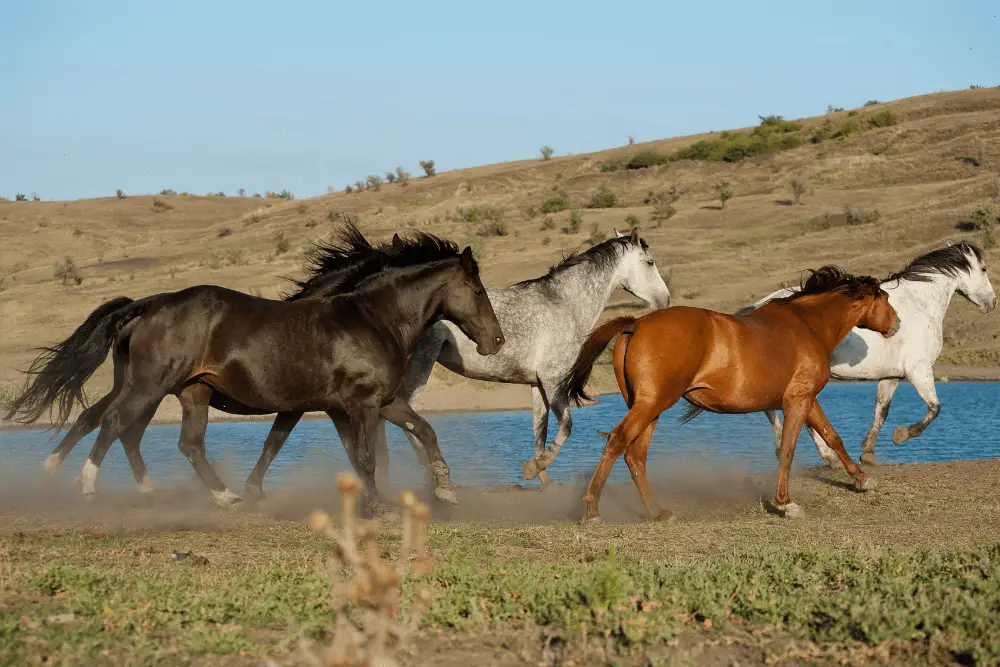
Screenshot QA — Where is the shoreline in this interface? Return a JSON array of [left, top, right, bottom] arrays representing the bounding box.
[[2, 369, 999, 432]]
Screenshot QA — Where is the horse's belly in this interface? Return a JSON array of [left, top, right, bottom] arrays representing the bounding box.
[[685, 386, 784, 414]]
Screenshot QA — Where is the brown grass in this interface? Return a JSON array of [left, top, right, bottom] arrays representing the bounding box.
[[3, 88, 1000, 423]]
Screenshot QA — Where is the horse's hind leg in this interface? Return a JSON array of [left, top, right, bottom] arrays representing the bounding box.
[[623, 418, 673, 522], [380, 398, 457, 504], [860, 378, 899, 464], [44, 392, 116, 475], [120, 400, 161, 495], [532, 379, 574, 486], [176, 384, 241, 507], [244, 411, 302, 501], [891, 369, 938, 447], [79, 390, 162, 497]]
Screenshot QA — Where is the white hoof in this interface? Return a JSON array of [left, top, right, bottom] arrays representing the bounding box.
[[79, 460, 99, 496], [137, 475, 156, 495], [434, 487, 458, 505], [211, 488, 244, 509], [43, 454, 62, 476], [777, 503, 805, 519]]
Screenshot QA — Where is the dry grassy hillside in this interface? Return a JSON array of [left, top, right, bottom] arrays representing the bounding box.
[[3, 88, 1000, 423]]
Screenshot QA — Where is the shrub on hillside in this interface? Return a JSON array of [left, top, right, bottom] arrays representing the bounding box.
[[716, 181, 733, 209], [844, 204, 881, 226], [395, 166, 410, 185], [419, 160, 436, 177], [15, 193, 27, 201], [970, 204, 998, 249], [540, 196, 570, 214], [540, 145, 554, 160], [54, 257, 82, 286], [626, 150, 669, 169], [869, 111, 898, 128], [788, 176, 809, 205], [116, 189, 125, 199], [588, 185, 618, 209]]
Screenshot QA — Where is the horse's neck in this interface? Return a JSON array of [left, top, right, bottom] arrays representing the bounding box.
[[791, 293, 868, 353], [889, 274, 957, 331], [548, 259, 621, 332], [358, 264, 450, 354]]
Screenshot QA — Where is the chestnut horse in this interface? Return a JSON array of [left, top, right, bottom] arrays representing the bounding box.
[[559, 266, 900, 522]]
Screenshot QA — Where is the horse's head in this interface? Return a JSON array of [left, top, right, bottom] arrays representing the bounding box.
[[858, 284, 900, 338], [614, 228, 671, 309], [441, 247, 505, 355], [953, 241, 997, 314]]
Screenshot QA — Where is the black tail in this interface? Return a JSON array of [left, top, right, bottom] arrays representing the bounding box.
[[4, 296, 144, 429], [559, 316, 636, 406]]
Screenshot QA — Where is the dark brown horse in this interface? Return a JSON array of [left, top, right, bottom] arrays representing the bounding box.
[[5, 231, 504, 514], [559, 266, 900, 522], [29, 224, 467, 505]]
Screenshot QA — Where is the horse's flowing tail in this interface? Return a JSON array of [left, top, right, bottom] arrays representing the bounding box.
[[560, 316, 636, 406], [3, 296, 143, 429]]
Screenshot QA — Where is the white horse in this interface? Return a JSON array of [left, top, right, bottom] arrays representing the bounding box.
[[737, 242, 996, 466]]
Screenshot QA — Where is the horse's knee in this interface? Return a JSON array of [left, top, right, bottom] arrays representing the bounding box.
[[928, 402, 940, 419]]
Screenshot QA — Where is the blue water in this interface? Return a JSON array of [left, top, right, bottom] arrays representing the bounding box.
[[2, 382, 998, 492]]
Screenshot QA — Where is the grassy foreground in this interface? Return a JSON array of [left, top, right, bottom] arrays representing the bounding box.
[[2, 460, 1000, 665]]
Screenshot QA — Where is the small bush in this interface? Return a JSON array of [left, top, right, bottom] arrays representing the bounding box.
[[716, 181, 733, 209], [477, 221, 508, 237], [419, 160, 436, 177], [151, 198, 173, 213], [267, 190, 294, 200], [970, 204, 998, 249], [252, 193, 262, 198], [459, 204, 504, 224], [788, 176, 809, 205], [869, 111, 898, 128], [215, 191, 226, 197], [238, 188, 246, 197], [540, 196, 570, 214], [385, 171, 397, 184], [973, 137, 988, 169], [354, 180, 365, 192], [599, 161, 623, 172], [651, 204, 676, 226], [541, 216, 556, 231], [569, 208, 582, 233], [15, 193, 27, 201], [274, 231, 290, 255], [844, 204, 882, 226], [987, 177, 1000, 205], [395, 166, 410, 185], [54, 257, 82, 286], [540, 145, 554, 160], [31, 193, 40, 201], [811, 119, 836, 143], [217, 227, 233, 238], [365, 175, 383, 191], [588, 184, 618, 209], [626, 151, 669, 170], [116, 189, 125, 199], [159, 189, 177, 196], [864, 100, 882, 107], [757, 115, 801, 133], [588, 222, 607, 245], [834, 119, 860, 139], [345, 184, 353, 193], [624, 214, 640, 226], [827, 105, 845, 113], [627, 135, 635, 145]]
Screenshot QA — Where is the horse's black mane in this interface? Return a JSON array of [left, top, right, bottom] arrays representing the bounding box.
[[283, 224, 465, 300], [884, 241, 984, 284], [791, 265, 882, 300], [512, 235, 648, 288]]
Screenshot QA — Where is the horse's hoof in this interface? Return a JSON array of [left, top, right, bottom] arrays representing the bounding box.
[[859, 452, 877, 466], [892, 426, 911, 445], [653, 510, 675, 522], [83, 491, 96, 503], [521, 459, 540, 481], [434, 487, 458, 505], [244, 485, 266, 502], [854, 473, 878, 492], [581, 514, 603, 524], [43, 455, 61, 477], [778, 503, 805, 519], [211, 489, 244, 509]]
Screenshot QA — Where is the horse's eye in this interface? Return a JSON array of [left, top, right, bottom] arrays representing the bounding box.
[[475, 288, 485, 296], [646, 259, 654, 267]]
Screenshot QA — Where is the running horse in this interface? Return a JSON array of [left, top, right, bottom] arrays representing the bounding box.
[[5, 231, 504, 514], [559, 266, 900, 522]]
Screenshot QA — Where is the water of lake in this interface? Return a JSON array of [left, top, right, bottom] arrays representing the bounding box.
[[2, 382, 997, 493]]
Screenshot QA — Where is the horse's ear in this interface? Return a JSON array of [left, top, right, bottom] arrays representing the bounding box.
[[460, 246, 476, 272], [629, 227, 640, 244], [392, 233, 404, 248], [614, 228, 628, 239]]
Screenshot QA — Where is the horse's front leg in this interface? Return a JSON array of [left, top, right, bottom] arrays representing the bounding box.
[[805, 401, 877, 492], [891, 369, 939, 446], [380, 398, 457, 504], [343, 404, 394, 517], [860, 378, 899, 464], [774, 398, 809, 518]]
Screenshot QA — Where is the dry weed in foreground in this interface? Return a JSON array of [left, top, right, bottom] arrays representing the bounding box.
[[302, 473, 434, 667]]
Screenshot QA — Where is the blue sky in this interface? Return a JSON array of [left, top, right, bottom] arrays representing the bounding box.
[[2, 0, 998, 201]]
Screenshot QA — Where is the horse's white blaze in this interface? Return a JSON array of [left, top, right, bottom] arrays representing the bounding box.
[[43, 454, 61, 476], [749, 244, 995, 463], [80, 460, 99, 495]]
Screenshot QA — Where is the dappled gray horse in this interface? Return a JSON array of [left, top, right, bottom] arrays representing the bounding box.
[[365, 228, 671, 493]]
